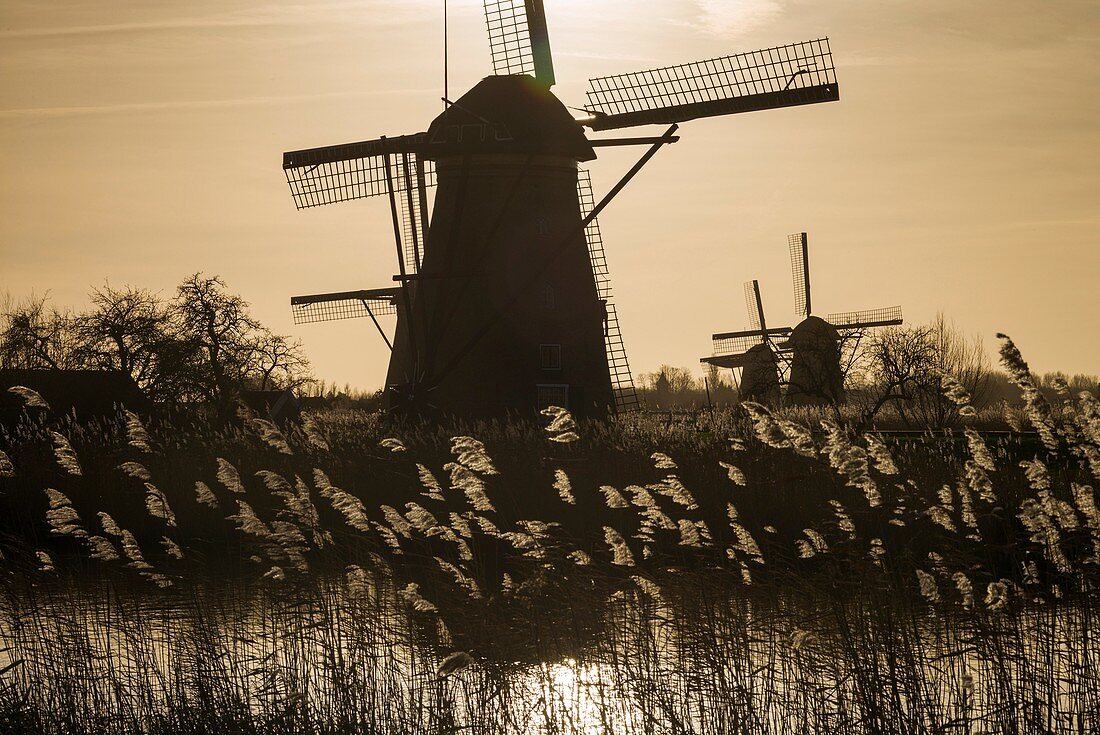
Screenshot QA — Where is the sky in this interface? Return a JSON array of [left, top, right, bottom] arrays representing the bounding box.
[[2, 0, 1098, 390]]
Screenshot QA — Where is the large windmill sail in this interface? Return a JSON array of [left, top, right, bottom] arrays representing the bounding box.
[[484, 0, 555, 86], [827, 306, 903, 329], [283, 134, 435, 277], [577, 168, 639, 412], [583, 39, 837, 131], [394, 154, 432, 273], [290, 288, 403, 351], [290, 289, 401, 324], [282, 135, 434, 209]]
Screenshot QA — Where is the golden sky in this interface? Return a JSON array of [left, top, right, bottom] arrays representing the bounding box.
[[2, 0, 1098, 389]]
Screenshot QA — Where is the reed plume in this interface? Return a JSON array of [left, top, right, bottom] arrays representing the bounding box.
[[7, 385, 48, 409], [50, 431, 82, 476], [123, 410, 152, 452]]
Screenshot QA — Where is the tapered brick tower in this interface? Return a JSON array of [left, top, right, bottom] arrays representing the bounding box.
[[385, 76, 613, 418]]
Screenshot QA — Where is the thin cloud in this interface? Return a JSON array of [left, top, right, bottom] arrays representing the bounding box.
[[555, 49, 663, 66], [0, 88, 434, 119], [0, 2, 420, 40], [687, 0, 783, 37]]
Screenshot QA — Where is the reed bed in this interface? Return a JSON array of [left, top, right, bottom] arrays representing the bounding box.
[[0, 334, 1096, 733]]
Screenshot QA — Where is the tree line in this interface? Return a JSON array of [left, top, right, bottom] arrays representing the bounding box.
[[640, 314, 1096, 429], [0, 275, 311, 416]]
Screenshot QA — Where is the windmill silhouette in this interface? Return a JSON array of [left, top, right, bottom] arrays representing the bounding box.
[[703, 232, 902, 405], [283, 1, 840, 419], [701, 280, 785, 404]]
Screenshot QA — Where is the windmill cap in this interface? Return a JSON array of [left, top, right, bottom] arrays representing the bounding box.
[[425, 75, 595, 161], [779, 315, 840, 347]]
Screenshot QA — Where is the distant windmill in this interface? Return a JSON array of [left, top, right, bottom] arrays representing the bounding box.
[[282, 0, 840, 419], [701, 280, 785, 404], [703, 232, 902, 405]]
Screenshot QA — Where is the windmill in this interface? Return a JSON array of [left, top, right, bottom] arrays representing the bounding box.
[[283, 0, 840, 419], [701, 280, 787, 404], [702, 232, 903, 405]]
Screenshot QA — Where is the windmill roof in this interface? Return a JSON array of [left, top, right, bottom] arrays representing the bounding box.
[[425, 75, 595, 161], [779, 315, 841, 347]]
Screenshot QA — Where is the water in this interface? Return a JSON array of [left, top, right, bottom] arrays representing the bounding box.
[[1, 568, 1096, 733]]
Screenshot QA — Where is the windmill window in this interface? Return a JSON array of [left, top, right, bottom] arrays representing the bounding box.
[[537, 384, 569, 412], [543, 284, 555, 309], [540, 344, 562, 370], [535, 217, 549, 237]]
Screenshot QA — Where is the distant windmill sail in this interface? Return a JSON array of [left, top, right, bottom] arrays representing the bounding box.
[[709, 279, 790, 358], [789, 232, 810, 317], [712, 333, 769, 356], [827, 306, 903, 329], [748, 280, 767, 334], [583, 39, 837, 131], [744, 281, 762, 332]]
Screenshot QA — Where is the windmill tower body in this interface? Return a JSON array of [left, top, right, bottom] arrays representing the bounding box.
[[784, 315, 843, 405], [386, 76, 613, 418], [740, 343, 781, 405]]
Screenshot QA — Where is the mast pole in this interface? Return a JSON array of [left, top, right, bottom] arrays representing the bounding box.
[[802, 232, 812, 316], [443, 0, 448, 111]]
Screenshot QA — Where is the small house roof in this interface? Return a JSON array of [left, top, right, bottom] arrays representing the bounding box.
[[0, 369, 149, 424]]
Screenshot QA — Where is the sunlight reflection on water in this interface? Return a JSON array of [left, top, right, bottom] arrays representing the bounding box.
[[0, 573, 1095, 733]]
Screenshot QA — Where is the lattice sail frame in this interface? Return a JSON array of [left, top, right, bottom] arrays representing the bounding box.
[[744, 280, 762, 331], [282, 136, 436, 210], [484, 0, 536, 77], [827, 306, 903, 329], [392, 154, 432, 273], [713, 333, 765, 356], [291, 289, 401, 325], [789, 232, 810, 318], [577, 169, 611, 301], [584, 38, 837, 130], [577, 168, 639, 413]]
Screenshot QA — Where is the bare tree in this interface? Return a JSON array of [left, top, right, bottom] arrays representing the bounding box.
[[172, 274, 265, 414], [0, 295, 81, 370], [857, 314, 992, 429], [920, 313, 992, 426], [639, 365, 705, 409], [250, 329, 312, 392], [172, 274, 314, 414], [72, 284, 196, 401], [3, 277, 313, 415], [854, 324, 938, 428]]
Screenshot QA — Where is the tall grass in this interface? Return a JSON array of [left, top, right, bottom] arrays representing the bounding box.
[[0, 334, 1096, 733]]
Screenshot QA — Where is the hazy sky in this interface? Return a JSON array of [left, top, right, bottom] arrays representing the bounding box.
[[2, 0, 1098, 390]]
